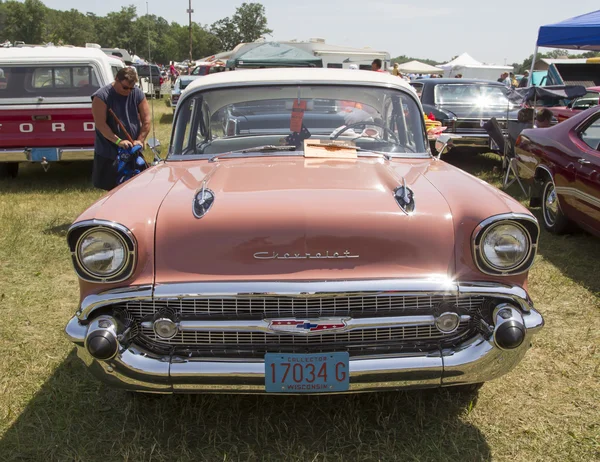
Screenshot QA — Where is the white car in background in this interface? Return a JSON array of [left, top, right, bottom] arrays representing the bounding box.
[[170, 75, 202, 112]]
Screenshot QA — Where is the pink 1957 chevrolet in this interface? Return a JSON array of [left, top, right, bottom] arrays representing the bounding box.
[[65, 69, 543, 394]]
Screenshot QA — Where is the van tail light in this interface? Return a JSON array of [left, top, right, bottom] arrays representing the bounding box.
[[159, 76, 164, 85]]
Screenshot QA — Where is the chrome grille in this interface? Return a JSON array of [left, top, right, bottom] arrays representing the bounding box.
[[140, 322, 471, 346], [121, 295, 484, 320], [112, 295, 488, 356]]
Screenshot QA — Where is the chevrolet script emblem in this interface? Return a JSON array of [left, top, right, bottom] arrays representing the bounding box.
[[267, 319, 349, 335]]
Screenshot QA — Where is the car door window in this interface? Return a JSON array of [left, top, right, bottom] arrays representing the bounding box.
[[580, 116, 600, 151], [410, 83, 424, 99]]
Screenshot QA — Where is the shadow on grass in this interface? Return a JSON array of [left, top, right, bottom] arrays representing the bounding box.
[[0, 162, 96, 194], [0, 351, 491, 461], [159, 113, 173, 125], [531, 209, 600, 295]]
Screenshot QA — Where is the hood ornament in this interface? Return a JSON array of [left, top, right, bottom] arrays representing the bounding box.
[[193, 181, 215, 219], [393, 177, 415, 214]]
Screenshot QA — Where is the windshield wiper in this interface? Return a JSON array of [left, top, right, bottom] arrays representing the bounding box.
[[209, 145, 298, 162], [208, 143, 404, 162]]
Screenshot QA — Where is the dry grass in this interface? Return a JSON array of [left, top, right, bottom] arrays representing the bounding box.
[[0, 105, 598, 461]]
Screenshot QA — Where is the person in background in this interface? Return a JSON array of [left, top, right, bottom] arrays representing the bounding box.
[[392, 63, 400, 76], [535, 108, 553, 128], [518, 70, 530, 88], [169, 61, 178, 86], [500, 72, 511, 87], [510, 72, 518, 88], [91, 67, 151, 191], [371, 59, 386, 73]]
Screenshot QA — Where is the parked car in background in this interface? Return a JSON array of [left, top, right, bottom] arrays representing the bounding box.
[[101, 47, 133, 65], [0, 46, 116, 179], [410, 78, 519, 154], [515, 105, 600, 237], [170, 75, 201, 112], [191, 62, 226, 76], [550, 87, 600, 123], [132, 63, 169, 99], [65, 69, 543, 394]]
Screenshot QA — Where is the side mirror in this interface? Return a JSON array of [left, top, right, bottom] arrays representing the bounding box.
[[434, 134, 462, 159], [147, 137, 161, 150]]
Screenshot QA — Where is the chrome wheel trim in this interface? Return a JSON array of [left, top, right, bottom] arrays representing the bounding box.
[[543, 181, 559, 228]]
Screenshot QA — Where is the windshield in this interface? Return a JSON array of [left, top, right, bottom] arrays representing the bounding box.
[[171, 84, 427, 157], [434, 84, 511, 107]]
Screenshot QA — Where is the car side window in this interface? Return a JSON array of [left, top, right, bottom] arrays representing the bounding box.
[[410, 83, 424, 99], [580, 115, 600, 151]]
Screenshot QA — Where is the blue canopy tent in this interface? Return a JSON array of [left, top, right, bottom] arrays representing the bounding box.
[[529, 10, 600, 84]]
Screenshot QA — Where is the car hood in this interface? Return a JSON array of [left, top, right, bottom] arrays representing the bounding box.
[[154, 157, 457, 283]]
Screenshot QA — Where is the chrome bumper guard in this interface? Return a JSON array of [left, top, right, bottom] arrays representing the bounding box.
[[65, 281, 544, 394]]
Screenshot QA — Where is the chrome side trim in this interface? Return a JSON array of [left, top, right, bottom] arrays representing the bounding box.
[[139, 315, 471, 334], [67, 220, 137, 284], [77, 280, 536, 320], [472, 213, 540, 276], [555, 186, 600, 209]]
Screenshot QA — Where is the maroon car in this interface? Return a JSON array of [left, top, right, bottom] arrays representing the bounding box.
[[515, 106, 600, 236]]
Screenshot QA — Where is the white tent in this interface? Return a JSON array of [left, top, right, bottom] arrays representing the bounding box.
[[396, 60, 441, 74], [439, 52, 482, 70], [439, 52, 513, 80]]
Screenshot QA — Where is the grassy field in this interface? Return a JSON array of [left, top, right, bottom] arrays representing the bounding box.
[[0, 102, 599, 461]]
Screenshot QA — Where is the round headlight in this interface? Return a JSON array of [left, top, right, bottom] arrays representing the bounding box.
[[76, 229, 129, 278], [480, 223, 530, 271]]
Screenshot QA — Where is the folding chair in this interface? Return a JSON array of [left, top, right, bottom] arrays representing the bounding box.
[[483, 117, 528, 196]]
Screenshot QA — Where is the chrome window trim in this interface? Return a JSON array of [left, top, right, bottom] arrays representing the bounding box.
[[171, 81, 430, 160], [67, 219, 137, 284], [77, 280, 535, 321], [472, 213, 540, 276]]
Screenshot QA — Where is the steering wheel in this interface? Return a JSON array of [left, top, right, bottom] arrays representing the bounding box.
[[40, 78, 68, 88], [330, 121, 399, 144]]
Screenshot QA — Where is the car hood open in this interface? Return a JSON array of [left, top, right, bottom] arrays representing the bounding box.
[[153, 156, 457, 283]]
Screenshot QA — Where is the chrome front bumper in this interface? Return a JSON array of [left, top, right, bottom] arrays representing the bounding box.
[[65, 281, 544, 394], [0, 148, 94, 162], [446, 134, 490, 150]]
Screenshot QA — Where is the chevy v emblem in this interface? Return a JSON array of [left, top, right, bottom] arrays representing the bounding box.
[[267, 318, 349, 335]]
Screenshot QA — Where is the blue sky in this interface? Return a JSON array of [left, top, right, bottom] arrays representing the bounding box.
[[37, 0, 599, 64]]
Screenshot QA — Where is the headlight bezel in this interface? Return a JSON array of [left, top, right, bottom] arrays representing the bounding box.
[[67, 220, 137, 283], [472, 214, 539, 276]]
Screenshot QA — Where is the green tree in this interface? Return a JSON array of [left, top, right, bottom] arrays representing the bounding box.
[[96, 5, 137, 49], [2, 0, 46, 43], [210, 2, 272, 51], [46, 9, 95, 46]]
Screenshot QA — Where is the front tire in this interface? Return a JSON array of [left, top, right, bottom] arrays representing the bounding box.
[[541, 177, 570, 233], [0, 163, 19, 179]]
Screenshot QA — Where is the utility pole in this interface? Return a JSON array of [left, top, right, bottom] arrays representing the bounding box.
[[187, 0, 194, 63]]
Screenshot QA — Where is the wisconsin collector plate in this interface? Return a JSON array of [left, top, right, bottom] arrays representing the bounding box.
[[265, 352, 350, 393]]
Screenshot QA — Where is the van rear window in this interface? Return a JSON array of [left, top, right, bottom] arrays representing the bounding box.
[[0, 65, 101, 99]]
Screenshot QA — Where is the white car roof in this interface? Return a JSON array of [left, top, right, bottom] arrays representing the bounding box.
[[184, 68, 415, 93], [0, 46, 110, 62]]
